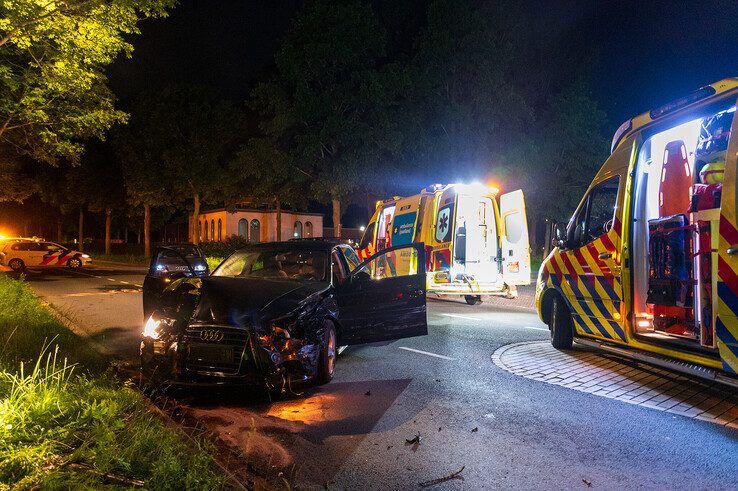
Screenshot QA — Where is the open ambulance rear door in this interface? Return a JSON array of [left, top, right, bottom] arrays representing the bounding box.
[[500, 190, 531, 285]]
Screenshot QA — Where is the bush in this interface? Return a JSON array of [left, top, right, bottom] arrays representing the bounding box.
[[198, 235, 251, 259]]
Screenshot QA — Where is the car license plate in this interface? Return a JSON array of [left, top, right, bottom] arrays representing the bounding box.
[[189, 345, 234, 363]]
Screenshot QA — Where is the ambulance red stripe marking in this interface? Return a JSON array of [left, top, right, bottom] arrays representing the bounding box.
[[559, 253, 579, 285], [586, 242, 614, 284], [550, 255, 564, 282], [718, 256, 738, 300], [599, 232, 616, 254], [720, 215, 738, 246], [572, 248, 592, 274]]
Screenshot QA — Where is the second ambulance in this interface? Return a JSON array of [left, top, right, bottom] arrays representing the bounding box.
[[358, 183, 531, 304]]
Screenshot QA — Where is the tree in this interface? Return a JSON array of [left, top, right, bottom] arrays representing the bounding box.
[[115, 86, 243, 252], [0, 0, 174, 191], [400, 0, 533, 184], [256, 0, 398, 238]]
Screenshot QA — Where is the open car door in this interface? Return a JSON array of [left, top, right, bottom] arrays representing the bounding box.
[[336, 243, 427, 345], [500, 189, 531, 285]]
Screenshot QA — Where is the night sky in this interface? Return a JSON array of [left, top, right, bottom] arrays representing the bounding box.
[[109, 0, 738, 132]]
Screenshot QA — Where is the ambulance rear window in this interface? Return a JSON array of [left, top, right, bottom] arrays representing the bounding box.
[[358, 222, 375, 249]]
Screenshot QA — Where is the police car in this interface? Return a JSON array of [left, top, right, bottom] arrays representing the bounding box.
[[0, 238, 91, 271]]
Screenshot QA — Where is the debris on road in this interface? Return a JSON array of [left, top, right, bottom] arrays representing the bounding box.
[[365, 390, 371, 396], [405, 432, 422, 445], [471, 427, 478, 433], [418, 466, 465, 488], [582, 478, 592, 487]]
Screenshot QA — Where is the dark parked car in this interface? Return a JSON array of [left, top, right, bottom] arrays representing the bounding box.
[[140, 240, 427, 391], [142, 244, 210, 319]]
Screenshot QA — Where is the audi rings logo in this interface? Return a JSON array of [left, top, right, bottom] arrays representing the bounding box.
[[200, 329, 224, 342]]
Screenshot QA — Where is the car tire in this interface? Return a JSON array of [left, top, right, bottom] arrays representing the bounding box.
[[549, 294, 574, 349], [67, 257, 83, 269], [315, 321, 337, 385], [465, 295, 482, 305], [8, 258, 25, 271]]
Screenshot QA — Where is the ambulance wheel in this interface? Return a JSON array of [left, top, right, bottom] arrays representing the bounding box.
[[549, 294, 573, 349], [67, 257, 83, 269], [8, 258, 25, 271], [465, 295, 482, 305], [315, 321, 337, 385]]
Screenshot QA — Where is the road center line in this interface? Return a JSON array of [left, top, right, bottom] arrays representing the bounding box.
[[398, 346, 454, 360], [440, 313, 481, 321], [523, 326, 549, 331]]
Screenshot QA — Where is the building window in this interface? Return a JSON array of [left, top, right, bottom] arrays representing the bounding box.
[[217, 219, 222, 241], [250, 219, 260, 243], [210, 220, 215, 241], [293, 221, 303, 238], [238, 218, 248, 239], [204, 219, 208, 241], [305, 221, 313, 237]]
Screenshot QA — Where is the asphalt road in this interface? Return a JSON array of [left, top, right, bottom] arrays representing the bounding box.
[[19, 266, 738, 489]]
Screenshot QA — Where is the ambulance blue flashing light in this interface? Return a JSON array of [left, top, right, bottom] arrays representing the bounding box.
[[649, 85, 716, 120]]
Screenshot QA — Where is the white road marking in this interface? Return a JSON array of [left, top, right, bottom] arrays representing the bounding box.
[[523, 326, 549, 331], [119, 281, 130, 285], [440, 313, 481, 321], [398, 346, 455, 360]]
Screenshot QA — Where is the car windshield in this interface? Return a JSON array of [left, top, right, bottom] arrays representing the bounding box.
[[168, 245, 203, 257], [212, 248, 328, 282]]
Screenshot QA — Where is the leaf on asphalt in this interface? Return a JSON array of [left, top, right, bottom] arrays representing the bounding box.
[[365, 390, 371, 396], [418, 466, 465, 488], [582, 479, 592, 487], [405, 432, 421, 445], [471, 427, 478, 433]]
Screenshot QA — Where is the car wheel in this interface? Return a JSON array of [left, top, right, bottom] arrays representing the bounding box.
[[315, 321, 337, 385], [67, 257, 83, 269], [8, 258, 25, 271], [549, 294, 574, 349], [465, 295, 482, 305]]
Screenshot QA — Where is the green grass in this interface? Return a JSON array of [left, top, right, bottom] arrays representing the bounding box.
[[0, 276, 224, 489]]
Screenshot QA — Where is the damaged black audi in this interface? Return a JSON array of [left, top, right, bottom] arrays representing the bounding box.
[[140, 240, 427, 391]]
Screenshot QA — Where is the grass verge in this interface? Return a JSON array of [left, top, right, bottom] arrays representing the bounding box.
[[0, 275, 224, 489]]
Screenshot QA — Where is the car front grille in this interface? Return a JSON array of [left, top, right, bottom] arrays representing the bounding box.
[[183, 325, 250, 375]]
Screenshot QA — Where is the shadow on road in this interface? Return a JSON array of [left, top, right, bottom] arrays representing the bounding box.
[[177, 378, 413, 484]]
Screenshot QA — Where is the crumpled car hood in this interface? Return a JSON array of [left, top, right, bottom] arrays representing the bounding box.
[[193, 276, 329, 328]]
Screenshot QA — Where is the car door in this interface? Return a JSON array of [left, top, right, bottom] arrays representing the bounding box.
[[142, 247, 196, 318], [561, 176, 625, 341], [499, 189, 531, 285], [335, 243, 427, 344]]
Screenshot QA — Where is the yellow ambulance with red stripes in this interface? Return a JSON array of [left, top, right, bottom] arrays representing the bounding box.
[[358, 183, 531, 304], [536, 77, 738, 387]]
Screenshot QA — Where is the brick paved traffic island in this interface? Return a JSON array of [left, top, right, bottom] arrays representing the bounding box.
[[492, 341, 738, 428]]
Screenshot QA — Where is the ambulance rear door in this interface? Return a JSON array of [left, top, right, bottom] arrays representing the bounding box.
[[357, 207, 380, 260], [389, 196, 421, 276], [500, 189, 531, 285]]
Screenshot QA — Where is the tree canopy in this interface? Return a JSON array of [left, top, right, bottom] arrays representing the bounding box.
[[0, 0, 173, 202]]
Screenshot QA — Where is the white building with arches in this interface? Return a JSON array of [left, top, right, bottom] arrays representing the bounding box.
[[191, 206, 323, 243]]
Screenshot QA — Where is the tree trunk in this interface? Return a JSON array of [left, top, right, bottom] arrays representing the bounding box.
[[144, 204, 151, 258], [56, 215, 62, 242], [78, 209, 84, 253], [191, 193, 200, 245], [105, 208, 112, 256], [332, 197, 342, 239], [275, 197, 282, 241]]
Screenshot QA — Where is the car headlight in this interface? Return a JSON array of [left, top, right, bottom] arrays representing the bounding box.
[[193, 263, 206, 272], [81, 254, 90, 259], [143, 315, 162, 339]]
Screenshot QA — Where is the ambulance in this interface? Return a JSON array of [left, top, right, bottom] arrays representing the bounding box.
[[358, 183, 531, 304], [537, 77, 738, 387]]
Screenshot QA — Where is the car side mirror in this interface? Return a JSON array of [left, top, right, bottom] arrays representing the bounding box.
[[553, 223, 569, 249]]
